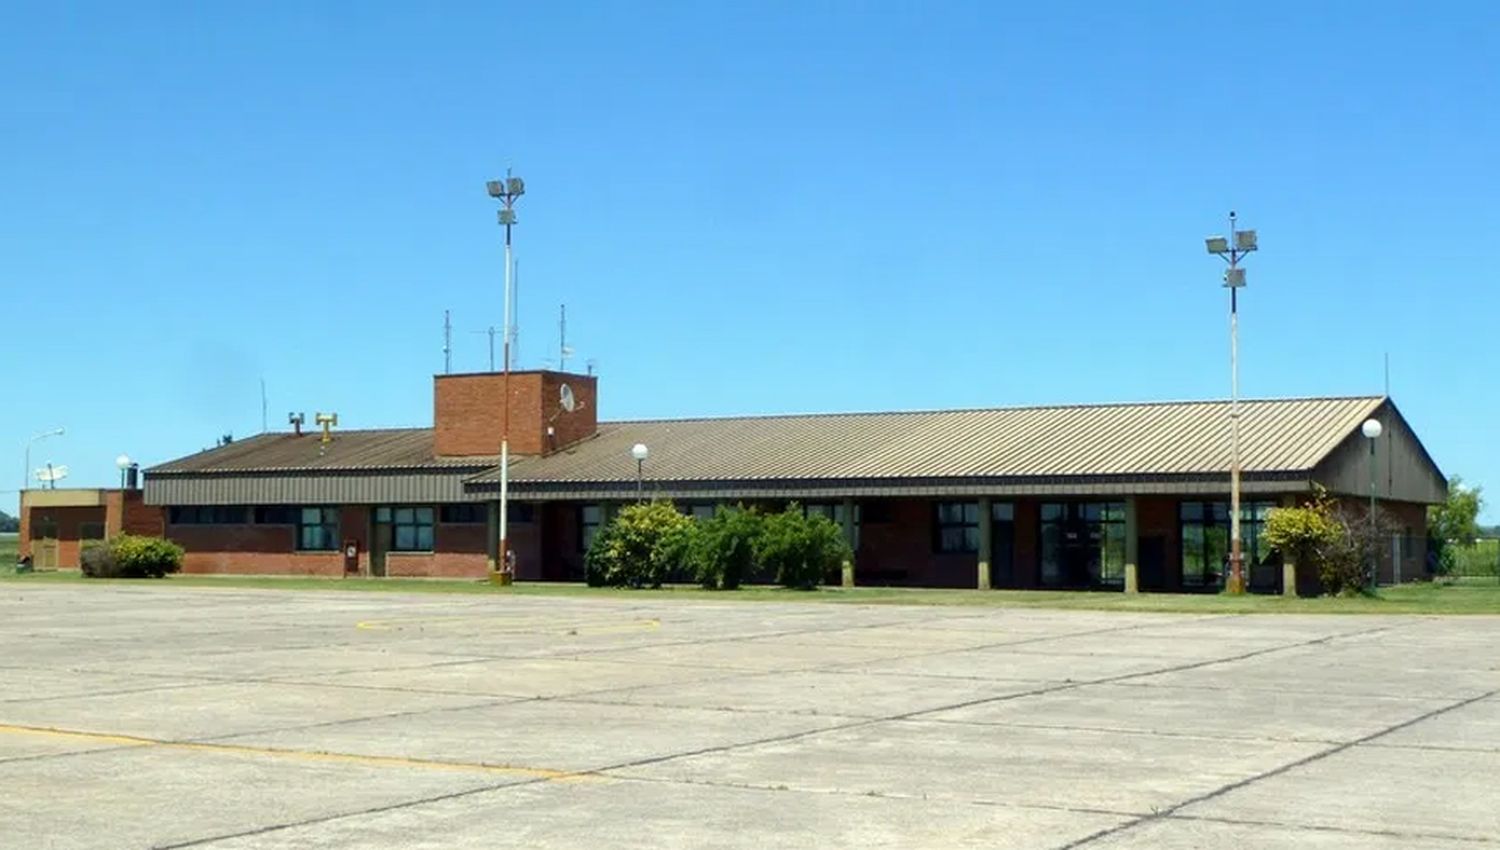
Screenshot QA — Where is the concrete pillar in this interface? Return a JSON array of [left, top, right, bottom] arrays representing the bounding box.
[[1123, 496, 1140, 594], [485, 500, 500, 575], [977, 497, 993, 590], [840, 496, 856, 588], [1280, 494, 1298, 596]]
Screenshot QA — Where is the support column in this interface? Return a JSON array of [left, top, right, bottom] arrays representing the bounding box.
[[485, 500, 500, 575], [840, 497, 856, 588], [977, 497, 992, 590], [1123, 496, 1140, 594], [1280, 494, 1298, 596]]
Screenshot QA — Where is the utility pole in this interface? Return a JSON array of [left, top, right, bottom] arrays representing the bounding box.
[[443, 310, 452, 374], [1205, 213, 1258, 594], [559, 304, 568, 373]]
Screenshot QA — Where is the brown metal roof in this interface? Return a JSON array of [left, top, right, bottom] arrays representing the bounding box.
[[147, 429, 496, 474], [471, 396, 1387, 485]]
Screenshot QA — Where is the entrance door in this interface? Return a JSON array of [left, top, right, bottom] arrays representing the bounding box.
[[370, 510, 391, 577], [989, 503, 1016, 588], [1139, 535, 1168, 591]]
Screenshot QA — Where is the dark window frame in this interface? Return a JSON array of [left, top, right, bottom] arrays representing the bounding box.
[[439, 504, 487, 525], [933, 501, 980, 554], [1178, 500, 1275, 588], [254, 506, 297, 525], [296, 507, 340, 552], [390, 506, 435, 553], [579, 505, 604, 552], [169, 506, 250, 525]]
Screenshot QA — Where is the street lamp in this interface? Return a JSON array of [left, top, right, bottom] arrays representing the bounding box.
[[486, 171, 525, 582], [115, 454, 132, 489], [1205, 212, 1258, 594], [23, 428, 65, 495], [631, 443, 649, 499], [1362, 418, 1383, 589]]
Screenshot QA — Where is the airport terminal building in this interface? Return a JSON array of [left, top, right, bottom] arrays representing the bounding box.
[[109, 369, 1448, 593]]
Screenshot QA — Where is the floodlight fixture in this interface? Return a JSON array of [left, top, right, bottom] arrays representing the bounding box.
[[486, 180, 505, 198], [1223, 267, 1247, 288], [506, 177, 525, 197], [1235, 229, 1258, 252], [498, 209, 517, 226], [1205, 236, 1230, 255]]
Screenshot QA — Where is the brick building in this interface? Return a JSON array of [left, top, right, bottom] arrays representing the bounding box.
[[17, 486, 164, 569], [134, 369, 1447, 593]]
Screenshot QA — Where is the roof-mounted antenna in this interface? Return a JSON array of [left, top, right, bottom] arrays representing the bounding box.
[[314, 412, 338, 455], [559, 304, 576, 373], [288, 412, 305, 436], [443, 309, 452, 374]]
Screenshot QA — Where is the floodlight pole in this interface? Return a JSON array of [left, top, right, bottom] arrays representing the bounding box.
[[488, 171, 525, 583], [23, 428, 64, 496], [1207, 212, 1257, 595]]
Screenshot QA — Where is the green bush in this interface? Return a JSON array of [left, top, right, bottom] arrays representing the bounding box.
[[1264, 488, 1378, 596], [81, 535, 184, 579], [754, 504, 850, 590], [691, 506, 762, 590], [584, 501, 696, 588]]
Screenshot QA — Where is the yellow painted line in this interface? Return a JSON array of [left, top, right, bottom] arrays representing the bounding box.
[[355, 616, 660, 636], [0, 722, 593, 781]]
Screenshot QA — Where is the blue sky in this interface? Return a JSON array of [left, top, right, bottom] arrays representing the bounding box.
[[1, 2, 1495, 521]]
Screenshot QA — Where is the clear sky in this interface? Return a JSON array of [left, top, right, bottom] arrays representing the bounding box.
[[1, 2, 1495, 522]]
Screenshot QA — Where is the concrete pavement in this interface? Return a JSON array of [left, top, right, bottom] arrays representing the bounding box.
[[0, 585, 1495, 848]]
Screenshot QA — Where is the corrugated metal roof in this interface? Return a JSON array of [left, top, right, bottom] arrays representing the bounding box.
[[471, 396, 1386, 485], [147, 429, 496, 474]]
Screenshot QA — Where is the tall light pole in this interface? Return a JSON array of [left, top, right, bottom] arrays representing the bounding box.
[[487, 172, 525, 582], [1362, 418, 1383, 589], [23, 428, 65, 495], [1206, 213, 1257, 594], [631, 443, 649, 500]]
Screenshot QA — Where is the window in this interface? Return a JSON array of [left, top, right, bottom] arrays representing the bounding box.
[[1040, 502, 1126, 588], [297, 507, 340, 551], [254, 506, 297, 525], [804, 502, 860, 547], [580, 505, 604, 552], [440, 504, 486, 524], [508, 503, 535, 524], [1179, 501, 1274, 588], [934, 502, 980, 554], [79, 522, 106, 541], [389, 507, 435, 552], [169, 506, 249, 525], [688, 504, 718, 521]]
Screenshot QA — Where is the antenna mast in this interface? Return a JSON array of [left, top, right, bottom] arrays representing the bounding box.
[[443, 309, 452, 374], [260, 378, 268, 433], [559, 304, 567, 372]]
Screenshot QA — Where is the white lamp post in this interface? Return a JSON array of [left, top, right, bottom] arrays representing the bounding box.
[[631, 443, 649, 499], [115, 454, 132, 489], [1362, 418, 1383, 589], [1205, 213, 1258, 594], [23, 428, 65, 495]]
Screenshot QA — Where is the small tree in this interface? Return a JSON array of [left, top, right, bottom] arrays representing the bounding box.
[[1429, 477, 1485, 575], [754, 505, 850, 590], [584, 501, 695, 589], [691, 506, 762, 590]]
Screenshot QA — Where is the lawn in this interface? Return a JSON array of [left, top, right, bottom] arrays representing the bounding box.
[[1452, 539, 1499, 578], [0, 534, 17, 567], [3, 569, 1499, 614]]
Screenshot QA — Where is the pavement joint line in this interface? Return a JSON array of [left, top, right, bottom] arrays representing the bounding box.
[[0, 680, 231, 706], [1053, 685, 1500, 849], [595, 769, 1144, 820], [1169, 812, 1500, 846], [0, 721, 593, 781], [183, 696, 515, 746], [910, 715, 1353, 747]]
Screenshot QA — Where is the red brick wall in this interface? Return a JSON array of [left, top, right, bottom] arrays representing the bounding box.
[[856, 498, 978, 588], [121, 492, 165, 537], [433, 371, 598, 457], [22, 505, 107, 567], [167, 524, 345, 576]]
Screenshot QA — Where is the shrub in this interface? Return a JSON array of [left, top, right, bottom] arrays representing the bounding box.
[[79, 540, 119, 578], [81, 535, 184, 579], [691, 506, 762, 590], [584, 501, 696, 588], [1264, 488, 1394, 596], [754, 504, 850, 590]]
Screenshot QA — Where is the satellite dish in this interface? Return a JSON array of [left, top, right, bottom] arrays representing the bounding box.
[[559, 383, 577, 413], [35, 464, 69, 483]]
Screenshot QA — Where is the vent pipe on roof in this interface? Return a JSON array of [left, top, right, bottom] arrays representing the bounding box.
[[288, 412, 305, 436]]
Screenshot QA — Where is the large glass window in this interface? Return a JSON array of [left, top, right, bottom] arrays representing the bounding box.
[[934, 502, 980, 554], [170, 506, 249, 525], [804, 502, 860, 548], [439, 504, 486, 524], [1040, 502, 1126, 588], [387, 507, 435, 552], [579, 505, 604, 552], [1179, 501, 1274, 588], [297, 507, 340, 551]]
